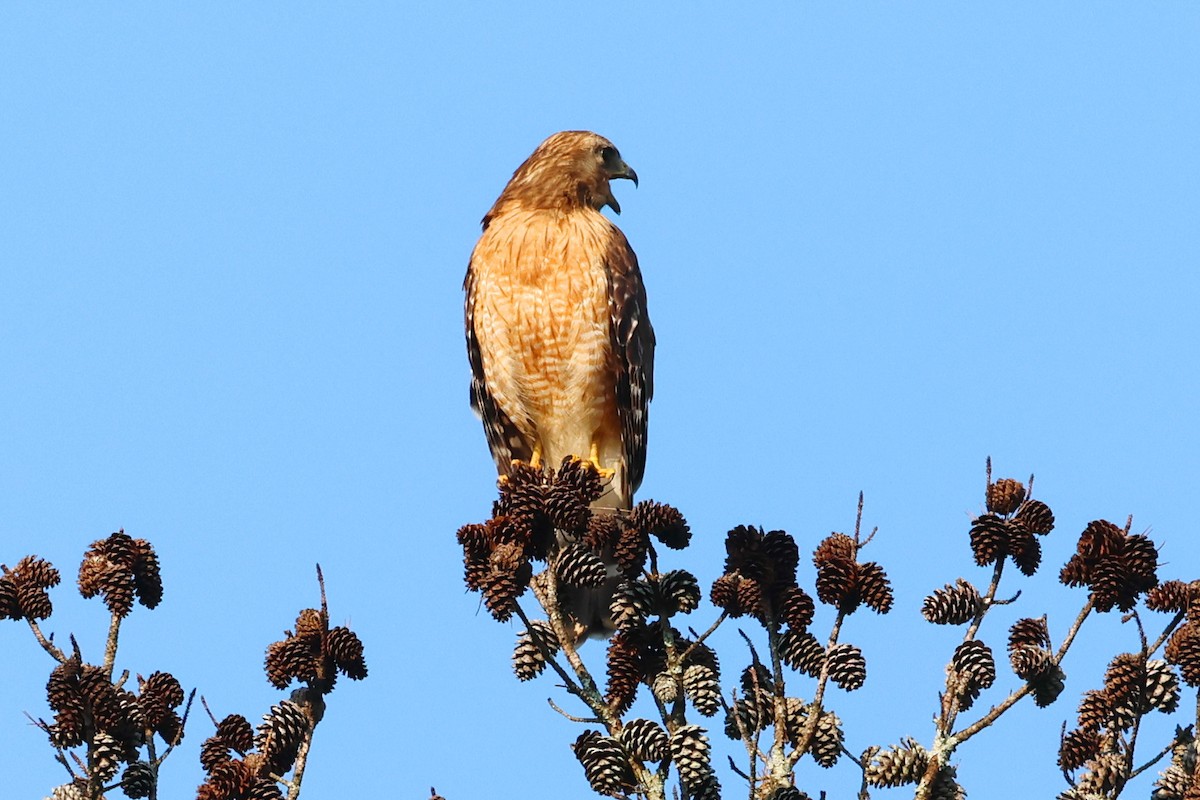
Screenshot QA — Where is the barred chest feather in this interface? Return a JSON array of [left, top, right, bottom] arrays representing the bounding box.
[[468, 208, 622, 469]]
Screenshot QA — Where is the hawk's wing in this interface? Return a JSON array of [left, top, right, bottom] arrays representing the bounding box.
[[464, 263, 532, 475], [606, 231, 655, 498]]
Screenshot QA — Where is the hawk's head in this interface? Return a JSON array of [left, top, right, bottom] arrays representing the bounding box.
[[487, 131, 638, 223]]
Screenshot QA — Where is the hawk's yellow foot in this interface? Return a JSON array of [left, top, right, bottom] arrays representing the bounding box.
[[579, 444, 616, 482]]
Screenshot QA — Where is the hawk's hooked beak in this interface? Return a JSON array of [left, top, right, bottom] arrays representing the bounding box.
[[612, 161, 638, 188], [605, 160, 638, 215]]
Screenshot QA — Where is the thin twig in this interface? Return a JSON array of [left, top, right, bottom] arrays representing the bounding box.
[[547, 697, 601, 723], [26, 619, 67, 662], [680, 611, 728, 666], [513, 601, 585, 702], [1129, 736, 1185, 781], [102, 611, 122, 680], [286, 729, 314, 800], [1148, 611, 1186, 656]]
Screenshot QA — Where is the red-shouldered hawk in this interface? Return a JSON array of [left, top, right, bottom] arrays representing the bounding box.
[[464, 132, 654, 632]]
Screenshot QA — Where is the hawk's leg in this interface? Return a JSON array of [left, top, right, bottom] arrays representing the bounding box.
[[586, 442, 617, 481], [530, 443, 543, 469]]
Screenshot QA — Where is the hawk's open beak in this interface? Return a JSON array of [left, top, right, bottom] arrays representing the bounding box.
[[605, 161, 638, 215]]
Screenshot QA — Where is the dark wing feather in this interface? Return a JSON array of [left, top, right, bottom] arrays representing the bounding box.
[[606, 232, 655, 498], [464, 263, 532, 475]]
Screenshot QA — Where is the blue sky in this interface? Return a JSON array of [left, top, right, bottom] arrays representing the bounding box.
[[2, 4, 1197, 799]]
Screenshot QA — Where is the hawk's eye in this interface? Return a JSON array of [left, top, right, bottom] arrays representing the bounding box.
[[599, 145, 616, 162]]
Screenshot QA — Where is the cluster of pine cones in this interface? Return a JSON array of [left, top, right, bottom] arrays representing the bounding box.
[[456, 457, 689, 625], [3, 534, 176, 799], [264, 608, 368, 692], [196, 700, 313, 800], [199, 605, 368, 798], [44, 659, 184, 798]]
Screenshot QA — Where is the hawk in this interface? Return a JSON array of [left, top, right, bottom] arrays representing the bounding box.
[[464, 131, 654, 631]]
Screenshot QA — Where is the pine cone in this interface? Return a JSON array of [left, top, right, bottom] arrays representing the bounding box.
[[480, 560, 531, 622], [780, 629, 826, 677], [245, 778, 284, 800], [952, 640, 997, 690], [651, 672, 678, 704], [827, 643, 866, 691], [15, 577, 54, 620], [1058, 728, 1100, 771], [216, 714, 254, 753], [1009, 617, 1051, 651], [864, 739, 930, 788], [1031, 663, 1066, 707], [91, 732, 123, 783], [120, 761, 154, 798], [1060, 520, 1159, 612], [1076, 752, 1128, 795], [610, 580, 654, 630], [554, 457, 605, 505], [613, 523, 650, 577], [683, 664, 721, 717], [657, 570, 701, 615], [987, 478, 1026, 516], [1147, 580, 1193, 613], [0, 576, 20, 620], [1013, 498, 1054, 535], [736, 577, 767, 620], [709, 573, 744, 616], [198, 759, 249, 800], [200, 736, 232, 772], [256, 700, 309, 774], [1145, 659, 1181, 713], [13, 555, 61, 589], [767, 788, 810, 800], [740, 663, 775, 695], [631, 501, 691, 549], [809, 709, 843, 768], [265, 636, 319, 689], [545, 480, 590, 534], [512, 622, 558, 682], [1076, 689, 1111, 731], [573, 731, 635, 796], [968, 514, 1011, 567], [1009, 528, 1042, 576], [723, 696, 770, 740], [605, 630, 643, 714], [1104, 652, 1147, 714], [140, 672, 184, 713], [813, 534, 859, 611], [1166, 621, 1200, 686], [1010, 645, 1053, 681], [584, 513, 623, 552], [922, 579, 980, 625], [131, 539, 163, 609], [761, 530, 800, 585], [858, 562, 893, 614], [669, 725, 712, 788], [619, 718, 669, 762], [328, 626, 367, 680], [777, 586, 815, 631]]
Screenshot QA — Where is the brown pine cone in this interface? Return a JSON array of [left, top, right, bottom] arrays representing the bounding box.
[[573, 731, 635, 795], [864, 739, 929, 788], [1058, 728, 1100, 771], [328, 626, 367, 680], [858, 561, 893, 614], [1008, 617, 1051, 651], [827, 643, 866, 691], [922, 579, 981, 625], [987, 478, 1026, 516]]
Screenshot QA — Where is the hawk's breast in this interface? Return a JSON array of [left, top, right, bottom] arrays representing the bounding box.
[[468, 209, 621, 464]]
